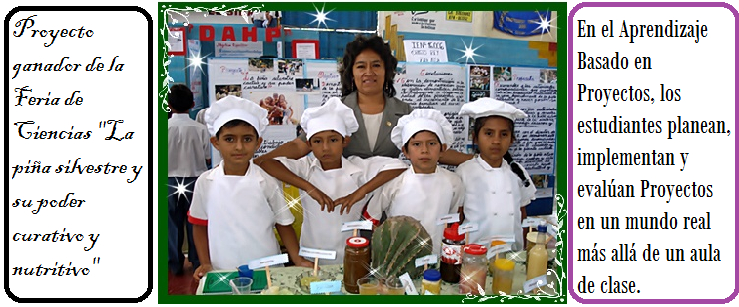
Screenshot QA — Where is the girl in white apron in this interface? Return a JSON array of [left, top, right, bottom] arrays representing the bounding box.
[[456, 98, 537, 251], [364, 109, 465, 256]]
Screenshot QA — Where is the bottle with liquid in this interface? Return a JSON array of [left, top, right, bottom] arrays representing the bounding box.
[[440, 223, 465, 283], [343, 236, 371, 294], [526, 224, 549, 293]]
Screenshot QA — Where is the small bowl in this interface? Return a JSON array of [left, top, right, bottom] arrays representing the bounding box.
[[297, 270, 337, 293]]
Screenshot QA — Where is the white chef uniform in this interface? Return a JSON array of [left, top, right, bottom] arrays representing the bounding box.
[[188, 161, 294, 270], [278, 97, 407, 264], [456, 97, 536, 251], [456, 157, 535, 251], [276, 155, 406, 264], [189, 95, 294, 270], [365, 166, 464, 256], [365, 109, 465, 255]]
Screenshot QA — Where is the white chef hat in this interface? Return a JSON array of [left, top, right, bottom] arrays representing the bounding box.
[[391, 109, 454, 149], [204, 95, 269, 137], [459, 97, 527, 120], [301, 97, 359, 140]]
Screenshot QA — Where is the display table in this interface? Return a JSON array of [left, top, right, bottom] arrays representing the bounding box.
[[196, 251, 559, 296]]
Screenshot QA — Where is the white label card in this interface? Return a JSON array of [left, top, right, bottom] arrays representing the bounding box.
[[310, 281, 342, 294], [486, 244, 512, 259], [458, 223, 479, 235], [436, 214, 460, 225], [523, 274, 548, 293], [415, 254, 438, 267], [522, 217, 544, 228], [341, 220, 373, 231], [248, 253, 289, 269], [299, 247, 337, 260], [399, 272, 419, 295]]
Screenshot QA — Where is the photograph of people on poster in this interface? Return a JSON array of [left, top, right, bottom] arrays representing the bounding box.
[[248, 58, 275, 73], [214, 84, 242, 100], [278, 59, 304, 75], [295, 78, 319, 92], [493, 66, 512, 81], [540, 69, 557, 83], [250, 92, 304, 126]]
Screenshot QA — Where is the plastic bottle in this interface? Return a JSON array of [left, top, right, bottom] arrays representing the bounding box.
[[526, 224, 549, 293]]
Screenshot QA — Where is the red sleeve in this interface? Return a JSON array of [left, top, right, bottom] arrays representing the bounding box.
[[187, 211, 208, 226], [362, 210, 380, 227]]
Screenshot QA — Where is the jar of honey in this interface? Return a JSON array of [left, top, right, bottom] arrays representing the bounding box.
[[343, 236, 370, 294]]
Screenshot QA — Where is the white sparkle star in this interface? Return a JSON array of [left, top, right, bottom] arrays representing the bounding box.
[[534, 11, 558, 41], [307, 4, 335, 28], [168, 177, 194, 203], [454, 38, 484, 64], [187, 50, 209, 74]]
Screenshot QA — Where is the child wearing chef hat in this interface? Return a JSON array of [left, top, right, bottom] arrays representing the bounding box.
[[188, 95, 312, 281], [363, 109, 465, 256], [260, 97, 407, 265], [455, 97, 536, 251]]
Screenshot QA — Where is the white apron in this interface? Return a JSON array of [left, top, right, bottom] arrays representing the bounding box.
[[206, 169, 280, 270], [300, 168, 364, 265], [387, 169, 454, 256], [465, 163, 522, 250]]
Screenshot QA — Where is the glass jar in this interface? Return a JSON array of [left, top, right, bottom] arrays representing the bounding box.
[[343, 236, 370, 294], [487, 240, 509, 275], [459, 244, 488, 295], [422, 269, 442, 295], [491, 258, 515, 295]]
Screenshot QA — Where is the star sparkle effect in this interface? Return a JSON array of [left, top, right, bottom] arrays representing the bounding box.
[[454, 38, 485, 65], [533, 11, 558, 41], [168, 177, 195, 203], [307, 4, 335, 28], [187, 51, 209, 74]]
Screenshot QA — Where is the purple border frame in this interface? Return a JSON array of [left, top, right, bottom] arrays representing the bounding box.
[[568, 2, 738, 304]]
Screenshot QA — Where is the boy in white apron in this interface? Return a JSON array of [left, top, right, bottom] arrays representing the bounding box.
[[456, 98, 537, 251], [364, 109, 465, 256], [188, 95, 312, 281], [260, 97, 407, 265]]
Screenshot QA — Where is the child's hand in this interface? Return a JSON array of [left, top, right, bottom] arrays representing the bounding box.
[[306, 187, 334, 212], [193, 263, 213, 282], [297, 258, 318, 269], [334, 191, 366, 215]]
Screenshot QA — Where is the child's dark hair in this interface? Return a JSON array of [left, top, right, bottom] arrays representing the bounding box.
[[403, 130, 443, 152], [215, 119, 257, 138], [340, 35, 398, 97], [473, 116, 529, 187], [169, 84, 194, 113]]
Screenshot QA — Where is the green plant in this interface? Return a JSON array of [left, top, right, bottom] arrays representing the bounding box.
[[371, 215, 433, 279]]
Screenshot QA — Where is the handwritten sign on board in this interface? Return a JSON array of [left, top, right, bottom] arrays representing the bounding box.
[[404, 40, 448, 62]]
